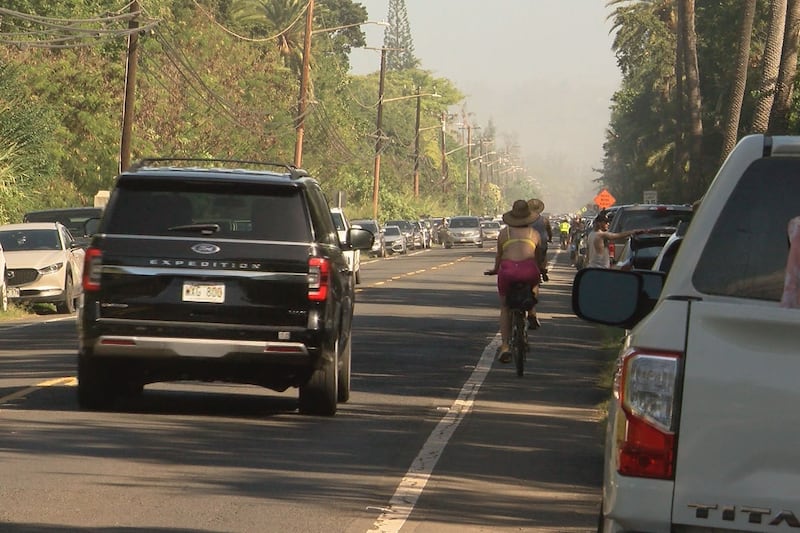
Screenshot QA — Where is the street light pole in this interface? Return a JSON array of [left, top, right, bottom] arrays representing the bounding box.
[[293, 0, 314, 168], [413, 85, 422, 197]]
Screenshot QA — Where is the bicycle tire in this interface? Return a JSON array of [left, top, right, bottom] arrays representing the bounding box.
[[512, 310, 526, 377]]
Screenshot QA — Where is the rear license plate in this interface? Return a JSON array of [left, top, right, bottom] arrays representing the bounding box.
[[182, 282, 225, 303], [7, 287, 19, 298]]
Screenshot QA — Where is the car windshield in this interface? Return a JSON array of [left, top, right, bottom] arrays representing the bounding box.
[[384, 226, 401, 236], [481, 222, 500, 229], [331, 212, 346, 231], [0, 229, 60, 251], [450, 217, 480, 229]]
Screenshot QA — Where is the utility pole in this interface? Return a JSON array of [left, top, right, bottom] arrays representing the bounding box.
[[413, 85, 421, 197], [293, 0, 314, 168], [119, 0, 140, 174], [440, 111, 447, 193], [466, 123, 472, 215], [372, 47, 388, 220]]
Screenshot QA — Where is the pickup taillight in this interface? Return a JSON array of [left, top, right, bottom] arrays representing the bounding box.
[[616, 349, 680, 479], [308, 257, 330, 301], [83, 247, 103, 292]]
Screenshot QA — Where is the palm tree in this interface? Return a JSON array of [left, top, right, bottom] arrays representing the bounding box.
[[769, 0, 800, 132], [752, 0, 788, 133], [230, 0, 308, 74], [720, 0, 757, 162], [676, 0, 704, 201]]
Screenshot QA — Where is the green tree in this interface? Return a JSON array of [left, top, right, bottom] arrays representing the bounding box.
[[383, 0, 418, 71]]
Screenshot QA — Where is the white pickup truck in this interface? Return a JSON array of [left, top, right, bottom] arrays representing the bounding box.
[[573, 134, 800, 532]]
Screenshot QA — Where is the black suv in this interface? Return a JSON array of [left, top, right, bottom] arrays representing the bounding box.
[[77, 159, 373, 416]]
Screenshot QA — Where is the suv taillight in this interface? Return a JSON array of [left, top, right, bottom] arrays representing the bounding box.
[[616, 349, 680, 479], [83, 247, 103, 291], [308, 257, 330, 301], [608, 241, 616, 258]]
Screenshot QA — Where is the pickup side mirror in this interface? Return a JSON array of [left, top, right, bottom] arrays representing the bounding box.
[[571, 268, 665, 330]]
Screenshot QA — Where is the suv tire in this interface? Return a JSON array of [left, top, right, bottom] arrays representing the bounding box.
[[299, 342, 338, 416], [77, 352, 115, 410], [337, 336, 352, 403]]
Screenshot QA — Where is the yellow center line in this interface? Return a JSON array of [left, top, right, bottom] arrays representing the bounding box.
[[0, 377, 75, 405]]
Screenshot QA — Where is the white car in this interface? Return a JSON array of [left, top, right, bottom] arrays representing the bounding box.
[[330, 208, 361, 284], [0, 222, 85, 313], [574, 134, 800, 532]]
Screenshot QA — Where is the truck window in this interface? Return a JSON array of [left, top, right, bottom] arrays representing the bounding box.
[[693, 158, 800, 301]]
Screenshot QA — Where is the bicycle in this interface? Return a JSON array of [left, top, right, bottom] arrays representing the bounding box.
[[486, 270, 536, 377], [506, 282, 536, 376]]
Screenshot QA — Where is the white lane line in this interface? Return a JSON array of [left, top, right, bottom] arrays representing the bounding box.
[[368, 334, 501, 533]]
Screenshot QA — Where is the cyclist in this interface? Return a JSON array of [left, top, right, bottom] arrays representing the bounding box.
[[528, 198, 552, 282], [485, 199, 542, 363], [559, 219, 571, 249]]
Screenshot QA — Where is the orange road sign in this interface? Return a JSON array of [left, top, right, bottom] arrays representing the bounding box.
[[594, 189, 616, 209]]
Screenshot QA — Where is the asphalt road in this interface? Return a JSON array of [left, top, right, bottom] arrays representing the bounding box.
[[0, 243, 611, 532]]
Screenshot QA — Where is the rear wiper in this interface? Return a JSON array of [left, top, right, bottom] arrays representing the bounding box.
[[168, 223, 220, 235]]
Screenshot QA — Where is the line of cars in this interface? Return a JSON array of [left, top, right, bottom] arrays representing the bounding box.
[[351, 215, 503, 258], [572, 203, 694, 274]]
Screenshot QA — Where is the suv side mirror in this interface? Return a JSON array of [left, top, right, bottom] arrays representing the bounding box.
[[84, 217, 101, 237], [571, 268, 665, 330]]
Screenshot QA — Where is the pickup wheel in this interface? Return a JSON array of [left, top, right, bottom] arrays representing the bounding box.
[[77, 352, 115, 410], [299, 343, 338, 416], [337, 335, 352, 403]]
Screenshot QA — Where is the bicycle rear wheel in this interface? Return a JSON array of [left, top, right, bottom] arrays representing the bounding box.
[[511, 310, 526, 377]]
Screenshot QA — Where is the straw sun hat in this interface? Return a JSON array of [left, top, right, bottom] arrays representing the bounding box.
[[502, 199, 538, 227]]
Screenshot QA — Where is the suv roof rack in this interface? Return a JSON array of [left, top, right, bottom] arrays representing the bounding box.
[[128, 158, 310, 179]]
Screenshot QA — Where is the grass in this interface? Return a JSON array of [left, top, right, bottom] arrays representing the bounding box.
[[0, 303, 59, 320], [595, 325, 626, 424]]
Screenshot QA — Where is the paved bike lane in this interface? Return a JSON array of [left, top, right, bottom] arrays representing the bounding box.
[[391, 248, 611, 532]]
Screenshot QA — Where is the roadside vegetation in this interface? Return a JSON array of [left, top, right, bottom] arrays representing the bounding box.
[[1, 1, 799, 219]]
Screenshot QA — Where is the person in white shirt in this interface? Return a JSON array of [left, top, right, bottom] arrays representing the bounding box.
[[587, 211, 644, 268]]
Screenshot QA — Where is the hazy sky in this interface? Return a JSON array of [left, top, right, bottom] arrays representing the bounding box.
[[349, 0, 622, 213]]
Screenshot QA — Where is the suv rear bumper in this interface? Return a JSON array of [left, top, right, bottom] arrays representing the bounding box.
[[89, 335, 311, 360]]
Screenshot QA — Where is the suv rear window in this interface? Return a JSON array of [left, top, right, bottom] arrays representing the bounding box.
[[104, 181, 311, 242], [611, 206, 693, 232], [694, 158, 800, 301]]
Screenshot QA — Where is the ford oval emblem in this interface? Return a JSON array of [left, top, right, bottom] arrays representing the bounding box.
[[191, 243, 220, 254]]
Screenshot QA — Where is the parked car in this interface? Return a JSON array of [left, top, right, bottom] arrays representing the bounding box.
[[444, 215, 483, 248], [384, 219, 416, 250], [480, 220, 502, 240], [572, 134, 800, 532], [613, 227, 676, 271], [382, 225, 407, 254], [330, 207, 361, 283], [352, 219, 386, 258], [413, 220, 431, 248], [23, 206, 103, 248], [606, 203, 693, 263], [77, 159, 374, 416], [651, 220, 690, 275], [0, 222, 85, 313]]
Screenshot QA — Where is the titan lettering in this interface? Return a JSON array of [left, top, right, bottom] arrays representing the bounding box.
[[690, 504, 800, 528]]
